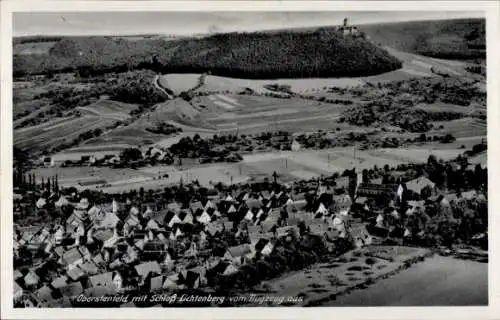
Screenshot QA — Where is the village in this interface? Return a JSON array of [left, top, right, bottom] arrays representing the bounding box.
[[12, 142, 488, 307]]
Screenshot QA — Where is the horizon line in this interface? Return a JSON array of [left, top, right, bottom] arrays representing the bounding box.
[[13, 16, 484, 38]]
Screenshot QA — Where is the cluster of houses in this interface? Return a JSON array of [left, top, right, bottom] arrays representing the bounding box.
[[13, 164, 486, 307]]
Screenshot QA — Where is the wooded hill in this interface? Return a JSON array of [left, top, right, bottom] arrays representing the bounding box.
[[361, 18, 486, 60], [13, 30, 402, 79]]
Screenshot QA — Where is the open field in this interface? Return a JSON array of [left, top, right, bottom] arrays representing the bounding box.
[[327, 255, 487, 306], [430, 118, 486, 138], [158, 74, 200, 95], [256, 246, 432, 306], [14, 115, 117, 153], [77, 100, 139, 121], [84, 98, 214, 147], [13, 41, 58, 55], [193, 94, 350, 135], [31, 144, 470, 193]]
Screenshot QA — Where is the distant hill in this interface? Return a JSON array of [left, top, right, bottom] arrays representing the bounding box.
[[360, 18, 485, 60], [13, 30, 402, 79]]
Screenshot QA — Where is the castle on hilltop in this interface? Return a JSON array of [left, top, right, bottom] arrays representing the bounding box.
[[337, 17, 359, 36]]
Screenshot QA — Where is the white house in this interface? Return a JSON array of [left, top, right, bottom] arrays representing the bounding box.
[[197, 211, 212, 225], [316, 203, 328, 216]]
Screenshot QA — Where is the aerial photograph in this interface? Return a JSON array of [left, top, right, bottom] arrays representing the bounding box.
[[12, 11, 487, 307]]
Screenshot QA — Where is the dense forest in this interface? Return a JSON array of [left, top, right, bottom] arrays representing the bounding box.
[[13, 30, 402, 79]]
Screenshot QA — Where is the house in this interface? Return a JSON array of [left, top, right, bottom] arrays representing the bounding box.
[[166, 212, 182, 228], [36, 198, 47, 209], [143, 206, 154, 219], [162, 273, 182, 290], [190, 201, 203, 213], [123, 214, 141, 234], [167, 202, 182, 213], [197, 210, 212, 224], [150, 275, 165, 292], [332, 194, 353, 212], [13, 281, 23, 301], [184, 242, 198, 258], [163, 252, 175, 271], [224, 244, 254, 265], [334, 176, 351, 190], [222, 263, 239, 276], [254, 238, 274, 256], [357, 183, 401, 200], [146, 219, 160, 230], [308, 221, 326, 235], [134, 261, 161, 285], [112, 271, 123, 292], [76, 198, 90, 210], [14, 269, 23, 280], [24, 270, 40, 288], [461, 190, 478, 201], [277, 225, 300, 239], [93, 228, 119, 248], [67, 266, 85, 281], [79, 261, 100, 276], [376, 213, 385, 228], [315, 203, 329, 216], [179, 211, 194, 224], [94, 211, 120, 229], [227, 204, 238, 215], [59, 281, 84, 297], [291, 139, 302, 151], [204, 200, 216, 210], [206, 222, 224, 237], [187, 266, 207, 286], [181, 271, 201, 289], [129, 206, 140, 216], [349, 224, 373, 248], [88, 205, 102, 220], [52, 226, 64, 245], [406, 176, 436, 195], [55, 196, 69, 207], [244, 208, 255, 221], [89, 272, 118, 293], [50, 276, 68, 290], [61, 247, 84, 270], [35, 285, 55, 304]]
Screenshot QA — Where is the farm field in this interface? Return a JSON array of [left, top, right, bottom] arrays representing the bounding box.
[[430, 118, 486, 138], [194, 74, 363, 94], [85, 98, 214, 147], [327, 255, 487, 306], [77, 100, 139, 121], [193, 94, 350, 135], [28, 166, 148, 188], [31, 144, 470, 193], [14, 115, 117, 153], [257, 246, 431, 306], [158, 74, 200, 95]]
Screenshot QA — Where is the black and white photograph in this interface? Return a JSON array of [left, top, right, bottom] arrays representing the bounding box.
[[1, 1, 498, 317]]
